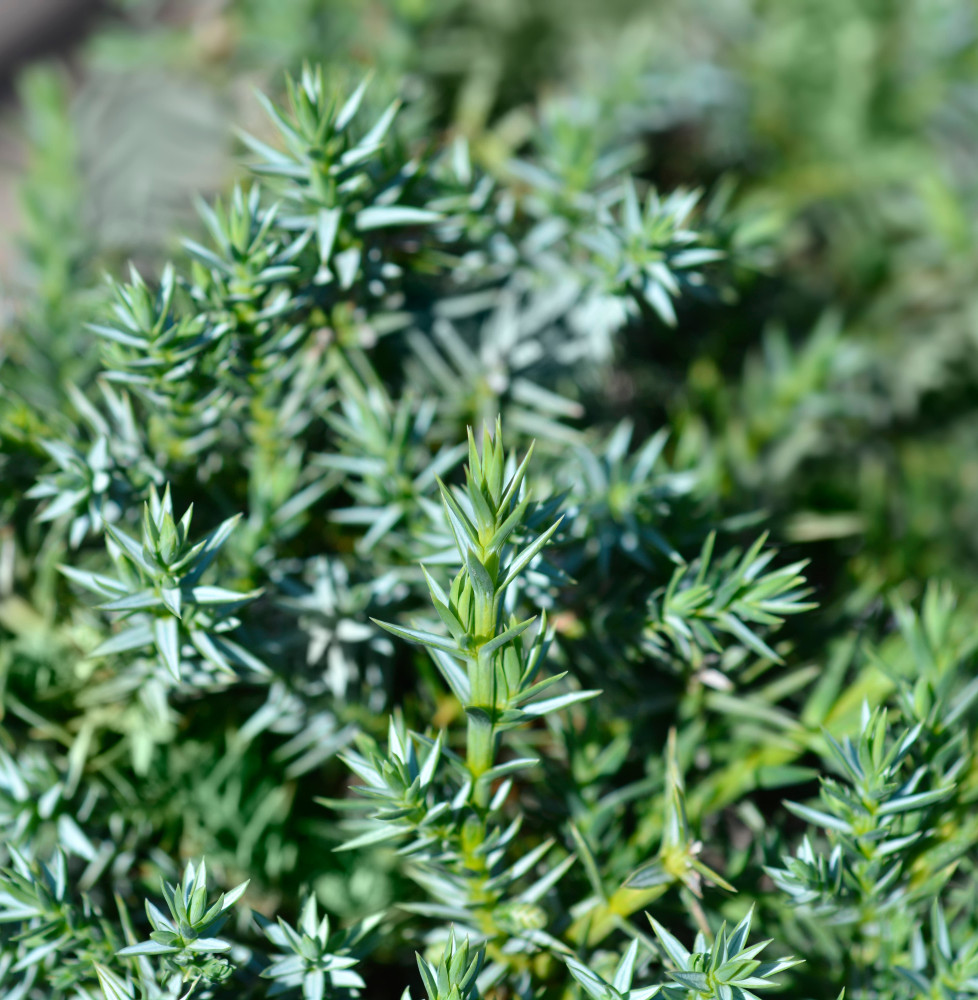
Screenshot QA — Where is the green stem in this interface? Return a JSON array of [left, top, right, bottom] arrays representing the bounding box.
[[467, 564, 500, 808], [467, 645, 497, 809], [467, 716, 495, 809]]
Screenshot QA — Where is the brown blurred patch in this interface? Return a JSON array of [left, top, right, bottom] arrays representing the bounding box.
[[0, 0, 104, 85]]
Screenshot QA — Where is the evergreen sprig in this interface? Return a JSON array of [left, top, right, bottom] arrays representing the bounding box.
[[3, 15, 978, 1000]]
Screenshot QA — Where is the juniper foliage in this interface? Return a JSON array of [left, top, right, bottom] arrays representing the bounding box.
[[2, 3, 978, 1000]]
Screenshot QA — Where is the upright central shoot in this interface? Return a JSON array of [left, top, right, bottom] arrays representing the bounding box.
[[344, 419, 595, 967], [376, 419, 563, 809]]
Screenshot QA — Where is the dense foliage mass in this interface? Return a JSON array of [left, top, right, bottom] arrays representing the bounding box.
[[2, 2, 978, 999]]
